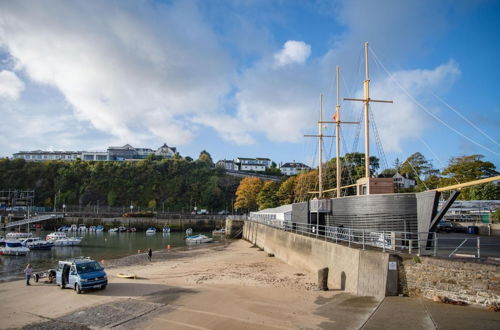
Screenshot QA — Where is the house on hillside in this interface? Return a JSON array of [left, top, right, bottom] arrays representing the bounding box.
[[234, 157, 272, 172], [216, 159, 237, 171], [393, 172, 416, 189], [279, 162, 310, 176]]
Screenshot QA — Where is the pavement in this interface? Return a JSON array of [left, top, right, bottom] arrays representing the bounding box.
[[362, 296, 500, 330]]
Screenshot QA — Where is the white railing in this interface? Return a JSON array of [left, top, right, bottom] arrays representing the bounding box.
[[246, 218, 488, 259]]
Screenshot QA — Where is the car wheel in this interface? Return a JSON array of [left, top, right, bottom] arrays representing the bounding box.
[[76, 284, 82, 294]]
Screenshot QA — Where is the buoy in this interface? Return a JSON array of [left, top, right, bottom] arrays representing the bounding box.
[[167, 245, 171, 249], [138, 249, 141, 253]]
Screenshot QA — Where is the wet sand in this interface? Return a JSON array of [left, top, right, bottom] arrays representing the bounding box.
[[0, 240, 380, 329]]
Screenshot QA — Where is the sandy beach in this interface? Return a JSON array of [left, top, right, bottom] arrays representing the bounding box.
[[0, 239, 380, 329]]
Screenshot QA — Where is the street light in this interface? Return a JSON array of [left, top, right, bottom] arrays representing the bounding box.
[[62, 204, 66, 215], [130, 204, 134, 213]]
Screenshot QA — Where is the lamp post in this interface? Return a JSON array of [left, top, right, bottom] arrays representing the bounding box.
[[62, 204, 66, 216], [130, 204, 134, 213]]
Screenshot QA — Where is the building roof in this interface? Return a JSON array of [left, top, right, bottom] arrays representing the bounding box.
[[281, 162, 310, 169], [254, 204, 293, 214]]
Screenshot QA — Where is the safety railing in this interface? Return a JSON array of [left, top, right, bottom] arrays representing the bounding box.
[[246, 218, 488, 259]]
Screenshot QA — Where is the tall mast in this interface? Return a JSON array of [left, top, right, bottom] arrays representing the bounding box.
[[318, 94, 323, 198], [345, 42, 393, 195], [335, 66, 341, 198], [363, 42, 370, 180]]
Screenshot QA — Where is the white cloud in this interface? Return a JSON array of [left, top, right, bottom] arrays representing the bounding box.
[[0, 70, 24, 99], [0, 0, 233, 146], [274, 40, 311, 67]]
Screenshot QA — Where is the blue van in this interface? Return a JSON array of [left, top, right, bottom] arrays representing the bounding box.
[[56, 258, 107, 294]]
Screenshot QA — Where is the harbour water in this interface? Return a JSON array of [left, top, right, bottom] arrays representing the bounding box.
[[0, 230, 215, 282]]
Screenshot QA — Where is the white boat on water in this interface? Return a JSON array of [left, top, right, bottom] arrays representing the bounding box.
[[212, 228, 225, 235], [70, 224, 78, 232], [0, 240, 30, 256], [21, 237, 54, 250], [185, 235, 213, 244], [96, 225, 104, 232], [51, 237, 82, 246], [6, 232, 33, 239], [89, 226, 96, 232], [109, 228, 119, 233], [78, 225, 88, 232], [146, 227, 157, 235], [185, 228, 193, 236], [46, 232, 67, 241], [163, 226, 170, 233]]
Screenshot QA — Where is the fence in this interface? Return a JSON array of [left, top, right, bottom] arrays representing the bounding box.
[[245, 218, 497, 259]]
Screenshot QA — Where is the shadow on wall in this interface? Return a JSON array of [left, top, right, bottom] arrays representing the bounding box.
[[341, 271, 346, 291]]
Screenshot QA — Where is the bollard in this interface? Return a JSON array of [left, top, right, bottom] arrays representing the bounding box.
[[167, 245, 172, 249], [318, 267, 329, 291], [138, 249, 141, 254]]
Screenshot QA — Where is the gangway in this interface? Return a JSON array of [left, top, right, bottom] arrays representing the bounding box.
[[3, 213, 64, 229]]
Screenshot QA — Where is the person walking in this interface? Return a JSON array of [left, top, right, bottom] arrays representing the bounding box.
[[148, 248, 152, 261], [24, 264, 33, 286]]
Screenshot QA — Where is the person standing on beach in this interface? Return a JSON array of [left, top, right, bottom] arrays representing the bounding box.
[[24, 264, 32, 286], [148, 248, 152, 261]]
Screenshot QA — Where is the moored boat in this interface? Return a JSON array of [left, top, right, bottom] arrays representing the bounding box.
[[185, 228, 193, 236], [70, 224, 78, 232], [95, 225, 104, 232], [46, 232, 67, 241], [108, 228, 119, 233], [162, 226, 170, 233], [21, 237, 54, 250], [146, 227, 157, 235], [185, 235, 212, 244], [0, 240, 30, 256], [52, 237, 82, 246], [6, 232, 33, 239], [78, 225, 87, 232]]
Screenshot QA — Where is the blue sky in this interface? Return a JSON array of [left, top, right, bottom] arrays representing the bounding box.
[[0, 0, 498, 171]]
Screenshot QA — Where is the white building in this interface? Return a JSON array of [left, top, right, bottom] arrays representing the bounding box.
[[216, 159, 237, 171], [81, 151, 109, 161], [234, 157, 271, 172], [249, 204, 293, 227], [155, 143, 177, 158], [279, 162, 310, 176], [13, 150, 80, 161], [393, 173, 416, 189]]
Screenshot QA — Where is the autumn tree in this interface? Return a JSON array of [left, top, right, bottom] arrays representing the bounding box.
[[234, 177, 263, 212], [257, 181, 280, 210], [277, 176, 296, 204], [198, 150, 213, 166], [293, 169, 318, 202]]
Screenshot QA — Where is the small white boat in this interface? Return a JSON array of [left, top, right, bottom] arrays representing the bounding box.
[[163, 226, 171, 233], [58, 226, 69, 232], [89, 226, 96, 232], [78, 225, 88, 232], [96, 225, 104, 232], [146, 227, 157, 235], [46, 232, 67, 241], [6, 232, 33, 239], [118, 226, 127, 232], [185, 235, 213, 244], [212, 228, 225, 235], [185, 228, 193, 236], [108, 228, 119, 233], [0, 240, 30, 256], [21, 237, 54, 250], [52, 237, 82, 246], [70, 224, 78, 232]]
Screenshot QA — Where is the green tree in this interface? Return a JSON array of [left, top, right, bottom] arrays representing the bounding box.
[[257, 181, 280, 210], [277, 176, 296, 204], [198, 150, 213, 166]]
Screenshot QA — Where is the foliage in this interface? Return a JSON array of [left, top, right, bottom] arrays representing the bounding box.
[[197, 150, 213, 166], [257, 181, 280, 210], [234, 177, 263, 212], [277, 176, 295, 204], [0, 157, 240, 212], [492, 209, 500, 224]]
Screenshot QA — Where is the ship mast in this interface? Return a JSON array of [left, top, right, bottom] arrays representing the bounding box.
[[345, 42, 392, 195], [305, 95, 334, 198], [335, 66, 341, 198]]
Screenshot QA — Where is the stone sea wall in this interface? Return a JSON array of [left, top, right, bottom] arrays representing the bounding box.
[[398, 255, 500, 306]]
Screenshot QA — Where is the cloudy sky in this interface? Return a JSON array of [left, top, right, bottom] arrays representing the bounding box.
[[0, 0, 499, 169]]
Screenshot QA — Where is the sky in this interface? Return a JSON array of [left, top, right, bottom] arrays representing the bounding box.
[[0, 0, 499, 171]]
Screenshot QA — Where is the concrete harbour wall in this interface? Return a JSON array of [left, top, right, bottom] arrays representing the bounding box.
[[243, 221, 395, 300]]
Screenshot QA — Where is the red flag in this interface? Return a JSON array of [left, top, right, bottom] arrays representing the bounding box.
[[333, 111, 338, 122]]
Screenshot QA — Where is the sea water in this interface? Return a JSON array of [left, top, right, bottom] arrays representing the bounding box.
[[0, 230, 213, 282]]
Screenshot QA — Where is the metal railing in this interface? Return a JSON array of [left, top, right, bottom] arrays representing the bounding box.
[[246, 218, 490, 259]]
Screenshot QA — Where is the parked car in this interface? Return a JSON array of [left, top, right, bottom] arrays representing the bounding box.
[[217, 210, 230, 215], [436, 221, 455, 233], [56, 258, 107, 294]]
